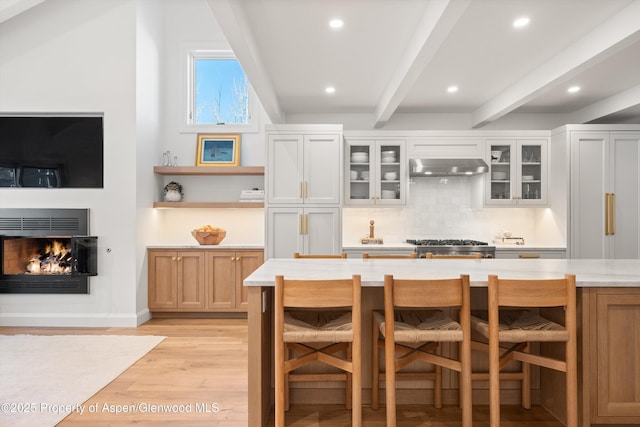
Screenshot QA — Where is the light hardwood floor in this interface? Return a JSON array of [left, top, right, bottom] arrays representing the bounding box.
[[0, 319, 565, 426]]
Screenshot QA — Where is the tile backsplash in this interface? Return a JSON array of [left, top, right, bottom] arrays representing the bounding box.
[[343, 176, 564, 245]]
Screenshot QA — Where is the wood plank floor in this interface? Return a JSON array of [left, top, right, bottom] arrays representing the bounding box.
[[1, 319, 565, 426]]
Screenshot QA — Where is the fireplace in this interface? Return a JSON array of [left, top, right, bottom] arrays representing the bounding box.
[[0, 209, 97, 294]]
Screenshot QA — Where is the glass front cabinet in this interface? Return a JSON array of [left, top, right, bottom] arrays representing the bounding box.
[[345, 139, 406, 205], [485, 138, 548, 206]]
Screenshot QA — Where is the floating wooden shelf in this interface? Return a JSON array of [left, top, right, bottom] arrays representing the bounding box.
[[153, 202, 264, 209], [153, 166, 264, 176]]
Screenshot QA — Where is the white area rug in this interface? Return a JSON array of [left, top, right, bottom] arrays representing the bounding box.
[[0, 334, 166, 427]]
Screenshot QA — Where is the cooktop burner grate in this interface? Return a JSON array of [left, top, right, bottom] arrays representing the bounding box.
[[406, 239, 489, 246]]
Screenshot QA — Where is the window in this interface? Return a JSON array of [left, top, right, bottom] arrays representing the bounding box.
[[181, 43, 258, 133]]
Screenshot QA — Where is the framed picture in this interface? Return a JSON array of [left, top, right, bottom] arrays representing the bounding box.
[[196, 134, 240, 166]]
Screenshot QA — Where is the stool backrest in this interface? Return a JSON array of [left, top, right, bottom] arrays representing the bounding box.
[[293, 252, 347, 259], [363, 253, 417, 259], [426, 253, 482, 259], [488, 274, 576, 308], [276, 275, 361, 309], [384, 274, 470, 309]]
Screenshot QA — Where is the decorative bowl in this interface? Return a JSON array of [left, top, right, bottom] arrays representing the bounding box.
[[383, 171, 398, 180], [192, 229, 226, 245]]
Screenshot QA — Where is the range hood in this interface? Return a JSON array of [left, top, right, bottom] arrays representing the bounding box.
[[409, 158, 489, 177]]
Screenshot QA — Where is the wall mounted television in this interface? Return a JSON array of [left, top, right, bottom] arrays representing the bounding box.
[[0, 114, 104, 188]]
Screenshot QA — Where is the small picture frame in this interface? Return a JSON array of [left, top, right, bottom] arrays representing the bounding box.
[[196, 134, 240, 166]]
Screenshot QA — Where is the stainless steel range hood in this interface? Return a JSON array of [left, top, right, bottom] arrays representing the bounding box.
[[409, 158, 489, 177]]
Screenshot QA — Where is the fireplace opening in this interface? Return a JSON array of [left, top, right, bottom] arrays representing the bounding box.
[[0, 209, 97, 294], [4, 237, 73, 275]]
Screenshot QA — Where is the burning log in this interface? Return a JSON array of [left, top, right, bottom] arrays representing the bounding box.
[[25, 239, 72, 274]]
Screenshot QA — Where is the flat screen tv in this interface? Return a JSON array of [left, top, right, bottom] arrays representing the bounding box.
[[0, 115, 104, 188]]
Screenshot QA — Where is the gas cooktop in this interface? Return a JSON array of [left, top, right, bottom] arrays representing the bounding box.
[[406, 239, 489, 246]]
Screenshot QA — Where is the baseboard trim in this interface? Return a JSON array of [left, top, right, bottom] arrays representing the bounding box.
[[0, 312, 144, 327]]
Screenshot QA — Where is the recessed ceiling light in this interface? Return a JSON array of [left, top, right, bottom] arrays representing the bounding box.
[[325, 86, 336, 94], [447, 85, 459, 93], [329, 19, 343, 29], [513, 16, 530, 28], [567, 86, 581, 94]]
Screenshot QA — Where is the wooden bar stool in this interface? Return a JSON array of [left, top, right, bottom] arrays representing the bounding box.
[[372, 274, 472, 427], [470, 274, 577, 427], [362, 253, 417, 259], [275, 274, 362, 427], [293, 252, 347, 258]]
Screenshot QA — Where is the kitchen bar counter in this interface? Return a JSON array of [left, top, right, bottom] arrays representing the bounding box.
[[244, 258, 640, 287], [244, 258, 640, 426]]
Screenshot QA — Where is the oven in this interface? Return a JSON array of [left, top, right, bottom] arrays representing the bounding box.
[[406, 239, 495, 258]]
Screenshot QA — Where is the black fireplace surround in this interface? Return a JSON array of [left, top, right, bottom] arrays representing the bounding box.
[[0, 209, 97, 294]]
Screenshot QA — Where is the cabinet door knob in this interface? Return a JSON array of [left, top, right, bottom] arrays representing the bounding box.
[[236, 257, 241, 261], [176, 256, 182, 261]]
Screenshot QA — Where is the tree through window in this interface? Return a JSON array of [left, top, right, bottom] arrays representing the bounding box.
[[194, 57, 249, 125]]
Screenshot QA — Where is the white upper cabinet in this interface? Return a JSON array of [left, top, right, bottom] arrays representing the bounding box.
[[345, 139, 406, 205], [267, 132, 341, 205], [484, 138, 548, 206]]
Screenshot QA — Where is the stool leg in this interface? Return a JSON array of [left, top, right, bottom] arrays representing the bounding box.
[[434, 343, 443, 409], [275, 340, 285, 427], [372, 317, 380, 410], [285, 346, 290, 411], [522, 343, 531, 409], [346, 344, 352, 410], [385, 334, 396, 427]]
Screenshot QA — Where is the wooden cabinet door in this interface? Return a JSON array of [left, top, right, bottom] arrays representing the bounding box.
[[610, 133, 640, 259], [594, 291, 640, 420], [305, 207, 342, 255], [206, 251, 236, 310], [267, 134, 304, 204], [235, 250, 264, 310], [148, 250, 178, 310], [303, 134, 341, 204], [176, 251, 205, 310], [570, 132, 609, 258], [266, 208, 304, 259]]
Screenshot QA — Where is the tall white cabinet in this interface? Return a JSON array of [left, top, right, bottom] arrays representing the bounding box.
[[553, 125, 640, 259], [265, 125, 343, 259]]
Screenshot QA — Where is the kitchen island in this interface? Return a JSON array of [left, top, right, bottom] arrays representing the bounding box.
[[244, 258, 640, 426]]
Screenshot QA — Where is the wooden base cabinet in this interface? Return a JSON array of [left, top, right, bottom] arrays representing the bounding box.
[[206, 250, 264, 311], [580, 288, 640, 425], [148, 250, 206, 311], [148, 249, 263, 313]]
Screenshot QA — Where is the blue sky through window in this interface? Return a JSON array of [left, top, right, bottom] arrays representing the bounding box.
[[195, 59, 249, 125]]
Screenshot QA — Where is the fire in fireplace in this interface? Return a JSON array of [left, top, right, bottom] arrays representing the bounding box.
[[0, 209, 97, 294]]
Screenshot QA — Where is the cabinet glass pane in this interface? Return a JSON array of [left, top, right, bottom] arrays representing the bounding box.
[[379, 145, 401, 201], [521, 144, 541, 200], [490, 144, 511, 200], [349, 145, 371, 201]]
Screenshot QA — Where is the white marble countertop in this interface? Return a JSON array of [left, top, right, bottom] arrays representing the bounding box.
[[343, 242, 566, 250], [244, 258, 640, 288], [148, 244, 264, 249]]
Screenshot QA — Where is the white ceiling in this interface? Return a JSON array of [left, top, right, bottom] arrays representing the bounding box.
[[5, 0, 640, 129], [207, 0, 640, 128]]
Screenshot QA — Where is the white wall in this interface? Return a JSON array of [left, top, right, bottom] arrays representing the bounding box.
[[0, 0, 141, 326]]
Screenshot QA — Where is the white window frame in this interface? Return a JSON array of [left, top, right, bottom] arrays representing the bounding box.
[[179, 42, 259, 134]]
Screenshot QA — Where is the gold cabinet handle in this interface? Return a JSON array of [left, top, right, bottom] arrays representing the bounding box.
[[518, 253, 540, 259], [172, 256, 177, 261], [236, 256, 241, 261], [299, 213, 303, 234], [605, 193, 616, 235], [176, 256, 182, 261]]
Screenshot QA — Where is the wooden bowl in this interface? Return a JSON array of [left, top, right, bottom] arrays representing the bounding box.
[[191, 230, 226, 245]]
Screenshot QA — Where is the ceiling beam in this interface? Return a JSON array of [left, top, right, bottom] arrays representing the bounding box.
[[568, 83, 640, 124], [0, 0, 44, 24], [471, 0, 640, 128], [206, 0, 285, 124], [373, 0, 470, 129]]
